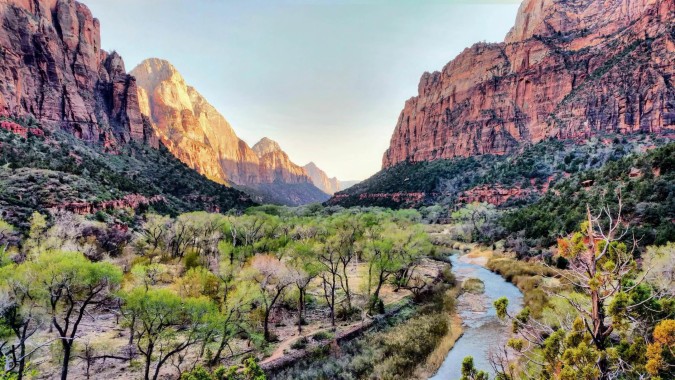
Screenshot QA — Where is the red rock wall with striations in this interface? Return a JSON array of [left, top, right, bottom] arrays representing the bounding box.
[[0, 0, 145, 146], [383, 0, 675, 168]]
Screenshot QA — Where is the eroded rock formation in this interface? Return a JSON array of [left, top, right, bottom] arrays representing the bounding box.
[[383, 0, 675, 168], [303, 162, 341, 195], [252, 137, 313, 184], [131, 59, 330, 204], [0, 0, 145, 147], [131, 59, 316, 187]]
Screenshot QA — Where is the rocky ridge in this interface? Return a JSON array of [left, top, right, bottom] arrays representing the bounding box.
[[382, 0, 675, 168], [131, 59, 329, 204], [252, 137, 312, 184], [0, 0, 253, 218]]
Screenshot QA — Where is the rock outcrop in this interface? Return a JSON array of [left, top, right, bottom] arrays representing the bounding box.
[[0, 0, 145, 147], [252, 138, 313, 184], [303, 162, 341, 195], [383, 0, 675, 168]]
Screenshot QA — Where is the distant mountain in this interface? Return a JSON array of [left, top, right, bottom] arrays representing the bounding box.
[[301, 162, 359, 195], [131, 59, 329, 206], [303, 162, 341, 195]]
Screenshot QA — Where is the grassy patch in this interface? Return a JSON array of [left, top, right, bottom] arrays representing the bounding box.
[[462, 278, 485, 294], [487, 256, 564, 317]]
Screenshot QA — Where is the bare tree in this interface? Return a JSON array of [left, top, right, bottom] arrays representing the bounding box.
[[245, 255, 295, 341]]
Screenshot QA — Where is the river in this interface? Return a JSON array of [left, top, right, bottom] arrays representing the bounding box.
[[430, 253, 523, 379]]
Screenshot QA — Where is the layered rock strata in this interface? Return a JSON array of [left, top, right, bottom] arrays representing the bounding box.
[[383, 0, 675, 168], [0, 0, 146, 147]]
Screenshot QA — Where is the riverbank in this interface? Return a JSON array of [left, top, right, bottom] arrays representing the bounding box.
[[415, 288, 464, 378], [267, 270, 459, 379], [429, 249, 524, 379]]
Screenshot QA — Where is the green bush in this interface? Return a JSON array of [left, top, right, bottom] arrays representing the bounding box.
[[290, 337, 309, 350], [312, 331, 334, 341], [462, 278, 485, 294], [183, 251, 201, 271]]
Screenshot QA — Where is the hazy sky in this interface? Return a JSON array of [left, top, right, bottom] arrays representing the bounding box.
[[83, 0, 521, 180]]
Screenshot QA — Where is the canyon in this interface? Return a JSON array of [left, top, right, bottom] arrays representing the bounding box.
[[382, 0, 675, 168]]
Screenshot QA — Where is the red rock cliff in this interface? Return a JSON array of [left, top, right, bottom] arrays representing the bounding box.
[[131, 59, 314, 187], [383, 0, 675, 168], [0, 0, 145, 146], [252, 137, 313, 184]]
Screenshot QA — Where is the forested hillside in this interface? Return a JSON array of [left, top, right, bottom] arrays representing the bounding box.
[[0, 115, 254, 226]]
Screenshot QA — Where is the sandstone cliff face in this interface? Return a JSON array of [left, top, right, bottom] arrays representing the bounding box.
[[303, 162, 340, 195], [383, 0, 675, 168], [252, 137, 312, 184], [131, 59, 317, 193], [132, 59, 245, 184], [0, 0, 144, 146]]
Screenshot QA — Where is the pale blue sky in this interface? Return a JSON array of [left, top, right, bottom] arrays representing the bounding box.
[[83, 0, 521, 180]]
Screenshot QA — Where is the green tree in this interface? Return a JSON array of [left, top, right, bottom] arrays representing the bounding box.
[[22, 212, 47, 257], [241, 255, 295, 341], [461, 356, 488, 380], [122, 288, 216, 380], [28, 251, 122, 380], [137, 213, 172, 256], [287, 242, 322, 333], [0, 264, 43, 380]]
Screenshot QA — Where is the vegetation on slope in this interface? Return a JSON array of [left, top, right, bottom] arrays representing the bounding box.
[[330, 135, 668, 208], [502, 142, 675, 248], [0, 116, 254, 225]]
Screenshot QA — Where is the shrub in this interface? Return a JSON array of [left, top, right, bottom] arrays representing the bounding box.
[[290, 337, 309, 350], [183, 250, 201, 271], [462, 278, 485, 294], [312, 331, 334, 341]]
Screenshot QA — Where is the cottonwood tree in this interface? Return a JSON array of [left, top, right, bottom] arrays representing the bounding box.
[[0, 219, 19, 259], [122, 288, 216, 380], [223, 214, 273, 264], [392, 227, 429, 292], [316, 238, 342, 326], [332, 214, 364, 313], [0, 264, 45, 380], [137, 214, 172, 256], [176, 212, 227, 259], [28, 251, 122, 380], [243, 255, 295, 341], [364, 223, 426, 313], [21, 212, 47, 258], [209, 283, 254, 365], [130, 263, 168, 291], [287, 242, 322, 333]]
